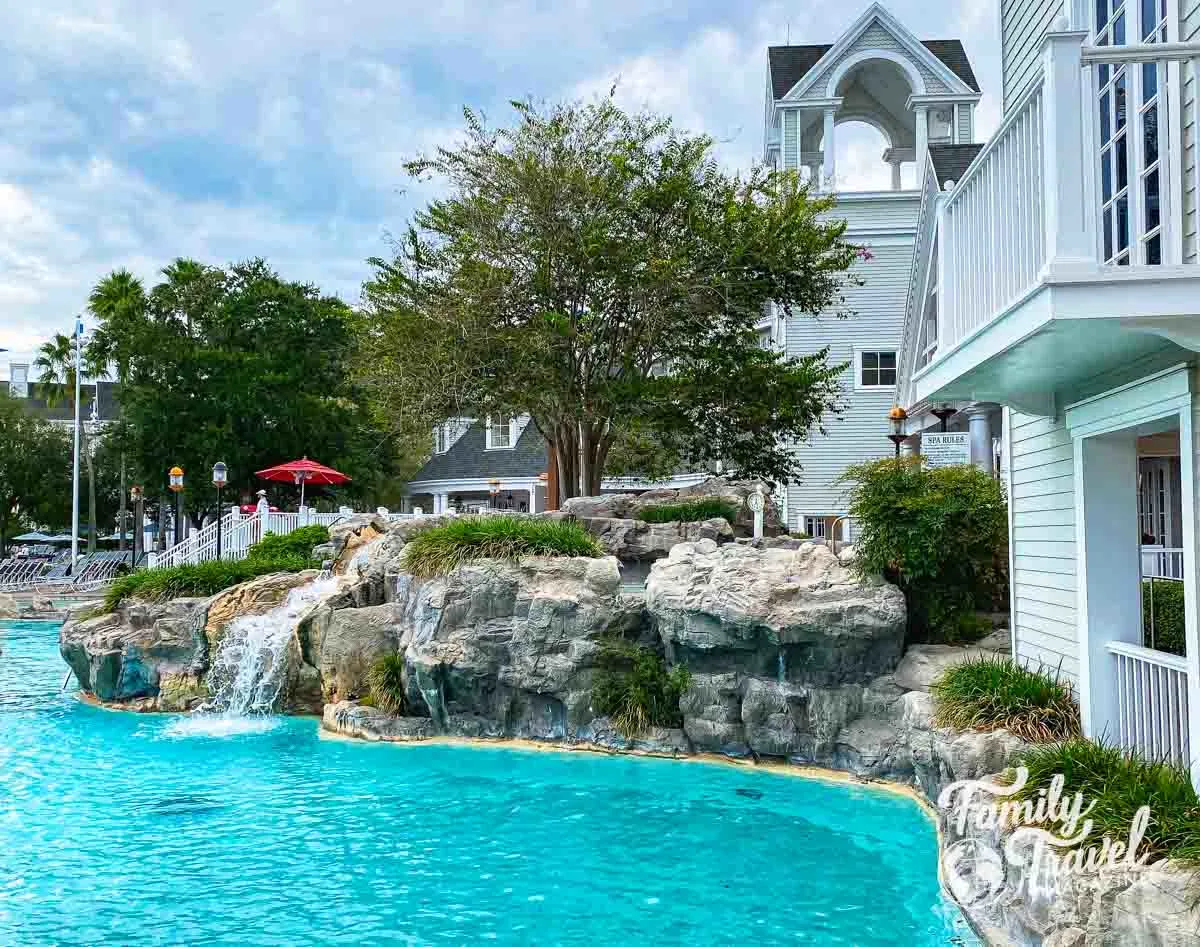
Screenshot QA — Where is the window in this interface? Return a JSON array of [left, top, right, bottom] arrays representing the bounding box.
[[1095, 0, 1167, 265], [857, 350, 897, 389], [434, 424, 449, 455], [803, 516, 828, 539], [485, 417, 514, 450]]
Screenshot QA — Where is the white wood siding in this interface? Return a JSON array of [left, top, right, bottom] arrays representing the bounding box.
[[783, 110, 799, 170], [802, 23, 951, 99], [1001, 0, 1063, 112], [1009, 410, 1080, 683], [784, 201, 919, 521], [957, 104, 973, 143], [1183, 0, 1200, 262]]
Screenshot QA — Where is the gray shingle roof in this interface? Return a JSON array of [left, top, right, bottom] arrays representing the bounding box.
[[408, 420, 547, 484], [768, 38, 980, 99], [929, 143, 985, 188]]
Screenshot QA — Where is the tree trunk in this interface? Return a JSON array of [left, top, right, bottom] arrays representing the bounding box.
[[545, 441, 560, 511], [118, 452, 127, 552]]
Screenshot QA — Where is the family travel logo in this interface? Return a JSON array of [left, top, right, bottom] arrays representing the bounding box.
[[937, 767, 1152, 907]]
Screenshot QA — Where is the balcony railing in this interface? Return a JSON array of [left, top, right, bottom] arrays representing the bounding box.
[[1107, 639, 1190, 767], [925, 29, 1200, 366]]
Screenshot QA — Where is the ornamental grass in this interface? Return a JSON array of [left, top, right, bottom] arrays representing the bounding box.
[[931, 656, 1081, 743], [399, 515, 603, 578]]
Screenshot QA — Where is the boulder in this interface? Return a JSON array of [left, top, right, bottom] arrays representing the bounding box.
[[560, 515, 734, 562], [205, 571, 319, 652], [60, 598, 210, 704], [323, 701, 436, 741], [396, 555, 627, 738], [893, 632, 1011, 693], [559, 477, 783, 537], [0, 593, 17, 619], [316, 604, 401, 703], [646, 540, 907, 685]]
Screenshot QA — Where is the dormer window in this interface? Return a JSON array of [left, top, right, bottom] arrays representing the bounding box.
[[485, 417, 515, 450], [434, 424, 450, 455]]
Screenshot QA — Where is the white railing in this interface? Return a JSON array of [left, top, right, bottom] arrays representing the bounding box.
[[938, 81, 1046, 352], [1107, 640, 1190, 767], [1142, 546, 1185, 580]]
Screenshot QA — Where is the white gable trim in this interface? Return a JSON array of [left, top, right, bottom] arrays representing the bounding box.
[[777, 2, 974, 102], [822, 48, 927, 98]]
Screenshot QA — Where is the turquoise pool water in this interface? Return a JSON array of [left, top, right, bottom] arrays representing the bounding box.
[[0, 620, 974, 945]]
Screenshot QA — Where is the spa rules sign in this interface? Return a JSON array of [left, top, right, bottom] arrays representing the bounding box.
[[923, 433, 970, 468]]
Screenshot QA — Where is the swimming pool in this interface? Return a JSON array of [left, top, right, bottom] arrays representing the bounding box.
[[0, 620, 974, 945]]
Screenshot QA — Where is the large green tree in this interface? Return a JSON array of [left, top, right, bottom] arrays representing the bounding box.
[[87, 258, 398, 516], [0, 392, 73, 555], [360, 98, 863, 498]]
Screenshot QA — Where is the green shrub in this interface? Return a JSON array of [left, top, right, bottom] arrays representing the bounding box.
[[400, 515, 603, 578], [931, 656, 1080, 743], [840, 457, 1008, 644], [367, 653, 408, 715], [1017, 739, 1200, 863], [1144, 579, 1186, 656], [247, 524, 330, 562], [103, 556, 316, 612], [591, 639, 690, 737], [635, 498, 740, 525]]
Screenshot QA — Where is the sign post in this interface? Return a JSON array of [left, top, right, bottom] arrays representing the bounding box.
[[748, 485, 766, 540], [922, 432, 971, 468]]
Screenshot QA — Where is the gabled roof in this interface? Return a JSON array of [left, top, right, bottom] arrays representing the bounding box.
[[768, 38, 980, 99], [929, 143, 985, 189], [408, 419, 547, 485]]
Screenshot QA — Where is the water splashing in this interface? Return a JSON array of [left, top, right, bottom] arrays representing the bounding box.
[[167, 577, 339, 737]]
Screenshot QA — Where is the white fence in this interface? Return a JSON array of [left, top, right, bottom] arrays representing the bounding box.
[[938, 82, 1046, 352], [1142, 546, 1185, 580], [150, 510, 354, 570], [1107, 640, 1190, 767]]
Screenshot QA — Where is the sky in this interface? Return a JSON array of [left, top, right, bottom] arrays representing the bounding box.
[[0, 0, 1000, 374]]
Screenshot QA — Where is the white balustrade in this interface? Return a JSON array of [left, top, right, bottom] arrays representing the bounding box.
[[1107, 640, 1190, 767], [938, 82, 1047, 353], [1141, 546, 1185, 580]]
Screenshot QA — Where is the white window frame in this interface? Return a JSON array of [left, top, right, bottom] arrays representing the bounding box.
[[433, 424, 449, 455], [854, 347, 899, 390], [803, 516, 828, 539], [485, 416, 515, 450]]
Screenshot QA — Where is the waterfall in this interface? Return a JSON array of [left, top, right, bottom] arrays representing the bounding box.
[[167, 576, 339, 737]]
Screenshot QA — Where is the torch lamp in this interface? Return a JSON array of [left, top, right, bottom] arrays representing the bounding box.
[[212, 462, 228, 560], [887, 406, 908, 459], [488, 478, 501, 510], [169, 466, 185, 546]]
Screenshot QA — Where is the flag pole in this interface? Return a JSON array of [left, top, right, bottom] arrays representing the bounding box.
[[70, 318, 83, 569]]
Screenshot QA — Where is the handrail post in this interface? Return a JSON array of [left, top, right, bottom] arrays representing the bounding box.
[[934, 191, 950, 350], [1041, 26, 1092, 266]]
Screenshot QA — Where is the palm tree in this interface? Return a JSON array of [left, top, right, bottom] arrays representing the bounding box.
[[86, 270, 147, 553], [34, 331, 98, 555]]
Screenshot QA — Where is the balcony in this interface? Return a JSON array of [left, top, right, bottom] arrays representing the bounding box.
[[908, 29, 1200, 413]]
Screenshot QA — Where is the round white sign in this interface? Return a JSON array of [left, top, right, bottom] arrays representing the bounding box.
[[747, 492, 765, 513]]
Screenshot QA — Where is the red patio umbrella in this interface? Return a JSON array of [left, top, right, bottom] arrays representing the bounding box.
[[255, 456, 351, 510]]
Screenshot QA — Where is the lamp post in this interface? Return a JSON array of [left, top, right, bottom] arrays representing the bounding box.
[[931, 404, 956, 432], [169, 466, 185, 546], [130, 485, 144, 563], [488, 478, 501, 510], [887, 406, 908, 458], [212, 462, 228, 560]]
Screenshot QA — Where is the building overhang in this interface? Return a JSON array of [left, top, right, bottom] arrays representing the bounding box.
[[905, 92, 982, 110], [911, 265, 1200, 415]]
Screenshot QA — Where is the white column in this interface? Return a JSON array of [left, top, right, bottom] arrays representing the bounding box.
[[914, 105, 928, 178], [1185, 376, 1200, 787], [822, 108, 836, 191], [966, 404, 993, 473], [1076, 431, 1142, 742], [890, 160, 902, 191], [1041, 28, 1092, 263], [435, 493, 449, 514], [528, 482, 540, 513]]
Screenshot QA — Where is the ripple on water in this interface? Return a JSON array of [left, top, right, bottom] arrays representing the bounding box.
[[0, 619, 977, 946]]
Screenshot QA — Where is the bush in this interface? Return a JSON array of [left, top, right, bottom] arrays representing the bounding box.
[[103, 556, 316, 612], [1017, 739, 1200, 863], [635, 498, 740, 525], [591, 639, 690, 737], [367, 653, 408, 715], [840, 457, 1008, 643], [246, 524, 330, 562], [931, 656, 1080, 743], [1144, 579, 1186, 656], [400, 515, 603, 578]]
